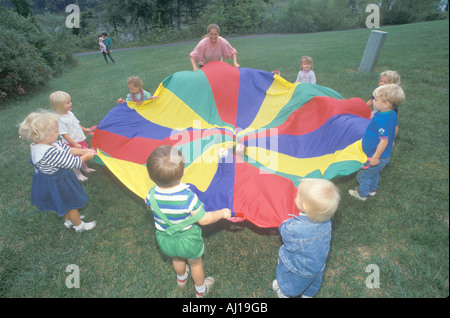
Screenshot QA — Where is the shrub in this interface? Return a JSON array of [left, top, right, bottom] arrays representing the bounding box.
[[0, 9, 77, 99], [0, 20, 51, 98]]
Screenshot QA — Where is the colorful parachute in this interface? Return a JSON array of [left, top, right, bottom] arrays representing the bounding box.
[[92, 61, 371, 228]]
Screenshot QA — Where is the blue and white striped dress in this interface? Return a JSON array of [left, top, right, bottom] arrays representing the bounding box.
[[30, 140, 88, 216]]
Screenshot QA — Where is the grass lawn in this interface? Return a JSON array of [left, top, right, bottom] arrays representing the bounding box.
[[0, 19, 448, 299]]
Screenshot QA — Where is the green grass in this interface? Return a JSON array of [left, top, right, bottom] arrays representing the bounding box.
[[0, 20, 448, 298]]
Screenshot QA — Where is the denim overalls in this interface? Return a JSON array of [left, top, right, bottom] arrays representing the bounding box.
[[277, 213, 332, 297]]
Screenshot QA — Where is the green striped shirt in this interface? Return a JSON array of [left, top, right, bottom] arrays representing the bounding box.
[[145, 183, 202, 232]]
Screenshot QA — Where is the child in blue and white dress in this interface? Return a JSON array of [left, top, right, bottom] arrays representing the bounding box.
[[19, 110, 97, 232]]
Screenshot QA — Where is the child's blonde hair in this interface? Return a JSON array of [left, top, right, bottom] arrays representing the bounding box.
[[380, 70, 401, 85], [19, 109, 60, 143], [297, 178, 340, 223], [300, 56, 314, 69], [49, 91, 70, 114], [127, 76, 143, 88], [373, 84, 405, 109]]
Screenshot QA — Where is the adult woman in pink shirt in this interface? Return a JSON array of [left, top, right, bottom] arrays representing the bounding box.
[[189, 24, 240, 71]]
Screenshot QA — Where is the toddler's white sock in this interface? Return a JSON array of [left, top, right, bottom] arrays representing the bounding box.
[[177, 271, 188, 281], [195, 282, 207, 294]]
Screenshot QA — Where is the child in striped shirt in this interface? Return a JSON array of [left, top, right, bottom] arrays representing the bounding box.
[[145, 145, 231, 298], [19, 110, 97, 232]]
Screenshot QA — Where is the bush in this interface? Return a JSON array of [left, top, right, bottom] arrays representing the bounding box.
[[273, 0, 360, 34], [190, 0, 267, 36], [0, 17, 51, 98], [0, 9, 78, 99]]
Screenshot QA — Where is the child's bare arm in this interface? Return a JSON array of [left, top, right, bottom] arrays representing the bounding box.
[[80, 151, 96, 162], [80, 125, 90, 134], [232, 53, 240, 67], [195, 208, 231, 226], [190, 56, 199, 71], [70, 148, 96, 161], [62, 134, 80, 148], [369, 138, 388, 166]]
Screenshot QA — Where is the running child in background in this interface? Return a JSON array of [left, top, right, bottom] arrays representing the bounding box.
[[101, 32, 115, 64]]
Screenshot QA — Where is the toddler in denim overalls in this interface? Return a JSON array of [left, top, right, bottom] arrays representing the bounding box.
[[272, 178, 340, 298]]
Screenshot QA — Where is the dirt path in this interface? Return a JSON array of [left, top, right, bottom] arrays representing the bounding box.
[[74, 34, 287, 56]]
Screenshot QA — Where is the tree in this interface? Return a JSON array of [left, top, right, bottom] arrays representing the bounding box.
[[11, 0, 32, 17], [105, 0, 127, 32], [380, 0, 444, 24], [124, 0, 155, 31]]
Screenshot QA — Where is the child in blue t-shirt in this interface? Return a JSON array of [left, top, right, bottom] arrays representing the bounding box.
[[349, 84, 405, 201]]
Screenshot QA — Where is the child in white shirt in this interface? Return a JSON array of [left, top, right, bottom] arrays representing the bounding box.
[[50, 91, 95, 181]]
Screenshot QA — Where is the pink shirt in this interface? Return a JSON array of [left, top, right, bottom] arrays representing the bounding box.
[[190, 36, 237, 66], [99, 38, 106, 53]]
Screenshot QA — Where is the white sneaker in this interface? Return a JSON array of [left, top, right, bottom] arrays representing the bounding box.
[[348, 189, 367, 201], [272, 280, 289, 298], [195, 277, 215, 298], [64, 215, 85, 228], [74, 221, 96, 232]]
